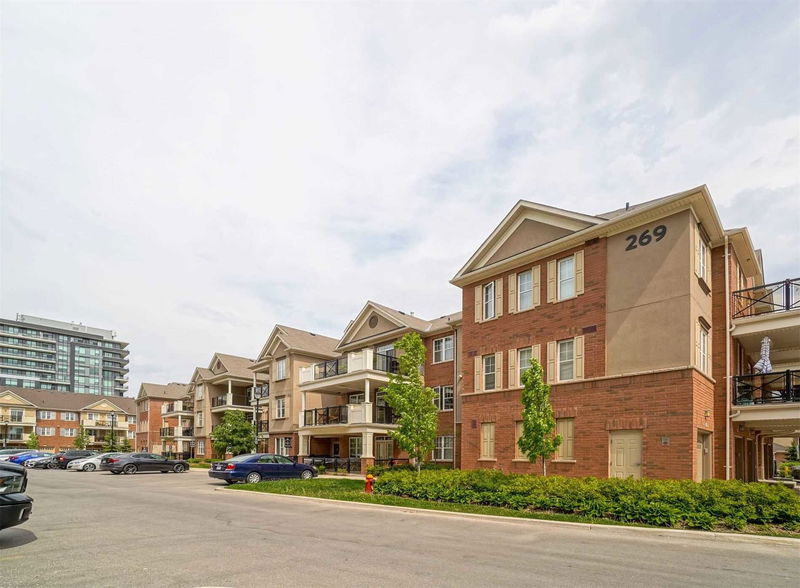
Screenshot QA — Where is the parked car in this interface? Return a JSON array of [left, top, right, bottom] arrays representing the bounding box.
[[8, 452, 53, 465], [24, 455, 56, 469], [208, 453, 317, 484], [100, 453, 189, 475], [0, 451, 30, 462], [67, 452, 120, 472], [0, 461, 33, 531], [54, 450, 98, 469]]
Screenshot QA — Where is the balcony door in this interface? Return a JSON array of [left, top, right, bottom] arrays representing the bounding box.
[[375, 436, 393, 460]]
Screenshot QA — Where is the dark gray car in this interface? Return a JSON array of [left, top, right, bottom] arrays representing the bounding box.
[[100, 453, 189, 475]]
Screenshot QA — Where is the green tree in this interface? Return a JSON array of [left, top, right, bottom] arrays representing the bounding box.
[[73, 426, 90, 450], [25, 432, 40, 449], [517, 359, 561, 476], [102, 436, 118, 453], [210, 410, 255, 457], [383, 333, 438, 472], [787, 442, 799, 462], [119, 437, 133, 452]]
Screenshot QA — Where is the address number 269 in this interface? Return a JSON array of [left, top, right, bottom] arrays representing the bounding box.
[[625, 225, 667, 251]]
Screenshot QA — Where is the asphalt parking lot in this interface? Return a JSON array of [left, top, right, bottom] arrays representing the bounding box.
[[0, 467, 797, 588]]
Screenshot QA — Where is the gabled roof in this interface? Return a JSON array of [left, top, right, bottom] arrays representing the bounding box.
[[0, 386, 137, 414], [209, 353, 257, 379], [137, 382, 190, 402], [451, 185, 750, 287], [255, 325, 340, 362], [337, 301, 462, 351]]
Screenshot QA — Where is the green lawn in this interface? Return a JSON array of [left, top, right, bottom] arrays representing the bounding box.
[[226, 478, 800, 537]]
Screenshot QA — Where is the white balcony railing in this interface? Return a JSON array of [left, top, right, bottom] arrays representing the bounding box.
[[299, 349, 399, 384]]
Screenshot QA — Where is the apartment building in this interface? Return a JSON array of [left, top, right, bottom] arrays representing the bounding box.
[[250, 325, 340, 461], [190, 353, 267, 458], [0, 386, 136, 450], [135, 382, 190, 453], [293, 302, 462, 474], [450, 185, 798, 481], [0, 314, 129, 395]]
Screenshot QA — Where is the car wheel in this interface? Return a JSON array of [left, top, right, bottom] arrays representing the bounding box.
[[300, 469, 314, 480], [122, 464, 137, 475], [83, 463, 96, 472], [173, 463, 186, 473], [245, 472, 261, 484], [46, 461, 58, 469]]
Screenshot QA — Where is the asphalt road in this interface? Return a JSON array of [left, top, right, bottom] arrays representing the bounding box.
[[0, 468, 796, 588]]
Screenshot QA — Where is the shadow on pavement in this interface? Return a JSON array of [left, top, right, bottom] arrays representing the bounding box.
[[0, 528, 37, 549]]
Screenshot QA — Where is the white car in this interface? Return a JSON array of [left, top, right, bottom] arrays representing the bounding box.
[[67, 452, 122, 472], [24, 455, 55, 468]]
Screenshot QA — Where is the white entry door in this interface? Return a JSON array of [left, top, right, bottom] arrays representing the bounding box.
[[609, 430, 642, 479]]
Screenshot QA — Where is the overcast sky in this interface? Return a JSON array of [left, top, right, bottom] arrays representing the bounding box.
[[1, 1, 798, 396]]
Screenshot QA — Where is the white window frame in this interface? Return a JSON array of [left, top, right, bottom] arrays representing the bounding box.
[[557, 339, 575, 382], [557, 256, 576, 301], [518, 270, 533, 311], [197, 440, 205, 456], [698, 324, 709, 374], [9, 409, 23, 422], [275, 397, 286, 419], [518, 347, 532, 384], [483, 282, 495, 320], [434, 386, 454, 411], [480, 422, 495, 459], [62, 412, 78, 421], [61, 428, 77, 437], [433, 435, 454, 461], [348, 392, 365, 405], [276, 437, 291, 456], [349, 436, 362, 459], [697, 238, 708, 282], [36, 426, 55, 436], [38, 410, 55, 420], [433, 336, 454, 363], [274, 358, 287, 381], [483, 355, 496, 391], [195, 384, 204, 401]]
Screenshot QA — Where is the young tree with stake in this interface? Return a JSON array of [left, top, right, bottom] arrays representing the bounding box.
[[517, 358, 561, 476]]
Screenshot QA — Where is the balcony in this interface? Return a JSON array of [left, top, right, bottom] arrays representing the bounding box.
[[160, 427, 194, 438], [210, 395, 251, 413], [299, 350, 399, 390], [302, 403, 396, 429], [0, 412, 36, 426], [256, 421, 269, 436], [732, 278, 800, 319], [162, 400, 194, 416], [248, 384, 270, 401], [733, 370, 800, 406]]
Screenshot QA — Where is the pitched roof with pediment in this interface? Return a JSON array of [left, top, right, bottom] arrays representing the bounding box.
[[255, 325, 340, 362], [451, 185, 762, 286], [137, 382, 190, 402], [0, 386, 137, 414]]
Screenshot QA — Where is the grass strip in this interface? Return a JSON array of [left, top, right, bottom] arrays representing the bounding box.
[[226, 478, 798, 537]]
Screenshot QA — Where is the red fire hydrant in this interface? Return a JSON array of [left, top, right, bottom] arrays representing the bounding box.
[[364, 474, 375, 494]]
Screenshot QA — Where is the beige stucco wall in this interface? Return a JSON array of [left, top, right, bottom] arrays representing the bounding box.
[[606, 210, 694, 375], [350, 313, 400, 343], [689, 220, 714, 373], [486, 219, 573, 265]]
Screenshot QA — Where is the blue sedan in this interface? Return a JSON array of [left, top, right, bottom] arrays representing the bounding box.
[[208, 453, 317, 484], [8, 452, 53, 465]]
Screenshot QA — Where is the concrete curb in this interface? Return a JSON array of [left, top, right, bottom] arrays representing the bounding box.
[[214, 487, 800, 546]]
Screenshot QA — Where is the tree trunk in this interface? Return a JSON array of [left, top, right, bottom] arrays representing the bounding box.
[[542, 455, 547, 477]]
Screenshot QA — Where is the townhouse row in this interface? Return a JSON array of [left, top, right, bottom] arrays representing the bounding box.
[[0, 387, 136, 450], [135, 185, 799, 481]]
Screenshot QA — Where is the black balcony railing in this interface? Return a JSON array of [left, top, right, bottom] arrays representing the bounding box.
[[164, 402, 194, 413], [256, 421, 269, 433], [162, 451, 191, 460], [732, 278, 800, 319], [248, 384, 270, 399], [304, 456, 361, 473], [304, 405, 348, 426], [160, 427, 175, 437], [373, 352, 399, 374], [314, 358, 348, 380], [374, 403, 397, 424], [7, 433, 23, 441], [733, 370, 800, 405], [180, 428, 193, 436]]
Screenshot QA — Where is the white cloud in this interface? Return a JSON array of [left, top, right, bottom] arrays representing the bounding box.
[[1, 1, 798, 394]]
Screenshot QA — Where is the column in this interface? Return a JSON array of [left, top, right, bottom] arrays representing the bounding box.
[[298, 433, 310, 463], [360, 431, 374, 475], [226, 380, 233, 405], [363, 381, 373, 424]]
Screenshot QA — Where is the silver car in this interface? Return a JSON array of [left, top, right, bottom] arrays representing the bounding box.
[[67, 452, 122, 472]]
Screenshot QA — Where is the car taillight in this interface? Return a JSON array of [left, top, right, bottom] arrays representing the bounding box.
[[108, 458, 118, 463], [225, 464, 235, 470], [58, 456, 65, 461]]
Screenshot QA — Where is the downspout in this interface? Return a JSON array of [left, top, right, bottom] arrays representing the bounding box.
[[725, 234, 732, 479], [452, 325, 458, 470]]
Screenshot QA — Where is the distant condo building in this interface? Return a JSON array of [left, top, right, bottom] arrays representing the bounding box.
[[0, 314, 129, 396]]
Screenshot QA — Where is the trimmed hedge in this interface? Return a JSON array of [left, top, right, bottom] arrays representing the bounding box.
[[374, 469, 800, 532], [366, 462, 451, 477]]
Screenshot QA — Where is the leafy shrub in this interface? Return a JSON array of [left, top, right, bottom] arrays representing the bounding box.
[[366, 462, 451, 477], [374, 470, 800, 532]]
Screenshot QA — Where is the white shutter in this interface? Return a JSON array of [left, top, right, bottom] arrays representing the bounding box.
[[532, 343, 541, 366], [575, 335, 585, 379], [575, 250, 585, 296], [532, 265, 541, 308], [546, 341, 556, 384], [705, 243, 712, 283], [695, 322, 702, 368], [474, 356, 482, 393], [474, 285, 482, 323], [495, 278, 503, 317], [508, 273, 517, 314], [508, 349, 517, 388], [495, 351, 504, 389], [547, 260, 557, 303], [694, 227, 701, 278]]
